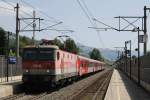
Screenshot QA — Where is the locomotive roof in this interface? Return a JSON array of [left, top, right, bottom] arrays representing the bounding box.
[[24, 45, 59, 49], [23, 45, 104, 64]]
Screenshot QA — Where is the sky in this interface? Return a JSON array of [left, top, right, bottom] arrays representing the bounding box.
[[0, 0, 150, 52]]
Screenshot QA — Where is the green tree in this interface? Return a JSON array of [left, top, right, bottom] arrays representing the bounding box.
[[89, 48, 103, 61], [64, 38, 79, 54], [0, 27, 7, 55], [20, 36, 32, 48], [53, 38, 64, 49]]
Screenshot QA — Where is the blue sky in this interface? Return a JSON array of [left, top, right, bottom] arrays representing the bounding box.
[[0, 0, 150, 51]]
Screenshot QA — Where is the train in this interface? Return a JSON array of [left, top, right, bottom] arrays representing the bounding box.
[[22, 45, 105, 86]]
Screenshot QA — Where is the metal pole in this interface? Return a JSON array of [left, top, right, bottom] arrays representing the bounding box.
[[125, 41, 127, 73], [118, 50, 120, 59], [1, 57, 4, 82], [15, 3, 19, 72], [15, 3, 19, 60], [144, 6, 147, 55], [137, 27, 141, 85], [117, 50, 120, 69], [32, 10, 36, 45], [6, 32, 10, 82], [129, 40, 132, 79]]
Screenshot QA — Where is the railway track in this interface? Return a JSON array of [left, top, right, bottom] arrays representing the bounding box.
[[22, 93, 48, 100], [70, 69, 113, 100], [0, 93, 25, 100], [0, 68, 113, 100]]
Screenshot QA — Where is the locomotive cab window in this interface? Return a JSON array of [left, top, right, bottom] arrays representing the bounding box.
[[23, 48, 55, 61], [38, 48, 55, 61], [23, 48, 37, 60]]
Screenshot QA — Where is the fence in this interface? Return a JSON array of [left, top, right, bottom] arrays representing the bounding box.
[[0, 55, 22, 83], [117, 54, 150, 92]]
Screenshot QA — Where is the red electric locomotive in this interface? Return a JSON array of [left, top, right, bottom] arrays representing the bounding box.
[[22, 45, 105, 85]]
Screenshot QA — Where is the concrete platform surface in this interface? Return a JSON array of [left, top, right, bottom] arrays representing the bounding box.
[[0, 75, 22, 83], [104, 69, 150, 100], [0, 76, 22, 98]]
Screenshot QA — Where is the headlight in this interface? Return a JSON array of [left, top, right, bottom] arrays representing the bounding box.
[[26, 70, 29, 72], [46, 70, 50, 72]]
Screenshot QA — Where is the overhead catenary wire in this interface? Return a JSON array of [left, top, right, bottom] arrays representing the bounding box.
[[1, 0, 15, 8], [80, 0, 94, 18], [0, 0, 75, 42], [1, 0, 101, 47], [76, 0, 106, 48], [1, 0, 33, 17], [76, 0, 93, 25], [0, 6, 14, 12], [20, 0, 76, 38], [20, 0, 61, 23], [1, 0, 71, 29], [0, 0, 60, 34]]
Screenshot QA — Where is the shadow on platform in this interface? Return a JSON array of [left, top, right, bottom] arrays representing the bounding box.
[[104, 69, 150, 100]]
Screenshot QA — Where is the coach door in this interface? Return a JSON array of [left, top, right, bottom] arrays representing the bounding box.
[[60, 59, 64, 74]]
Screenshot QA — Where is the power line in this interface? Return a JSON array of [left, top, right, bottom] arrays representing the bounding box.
[[1, 0, 15, 8], [20, 0, 61, 23], [20, 0, 75, 35], [76, 0, 93, 25], [19, 8, 33, 17], [80, 0, 94, 18], [0, 6, 14, 12], [1, 0, 33, 17], [76, 0, 106, 48], [1, 0, 54, 33]]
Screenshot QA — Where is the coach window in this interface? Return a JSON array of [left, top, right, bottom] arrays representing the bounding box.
[[89, 63, 92, 67], [57, 52, 60, 60], [80, 62, 84, 67], [68, 54, 69, 59], [82, 63, 84, 67]]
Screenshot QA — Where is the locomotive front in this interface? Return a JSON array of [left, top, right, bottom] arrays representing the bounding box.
[[22, 45, 59, 84]]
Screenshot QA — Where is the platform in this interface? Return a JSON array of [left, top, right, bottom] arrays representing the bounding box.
[[104, 69, 150, 100], [0, 75, 22, 83], [0, 76, 22, 98]]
